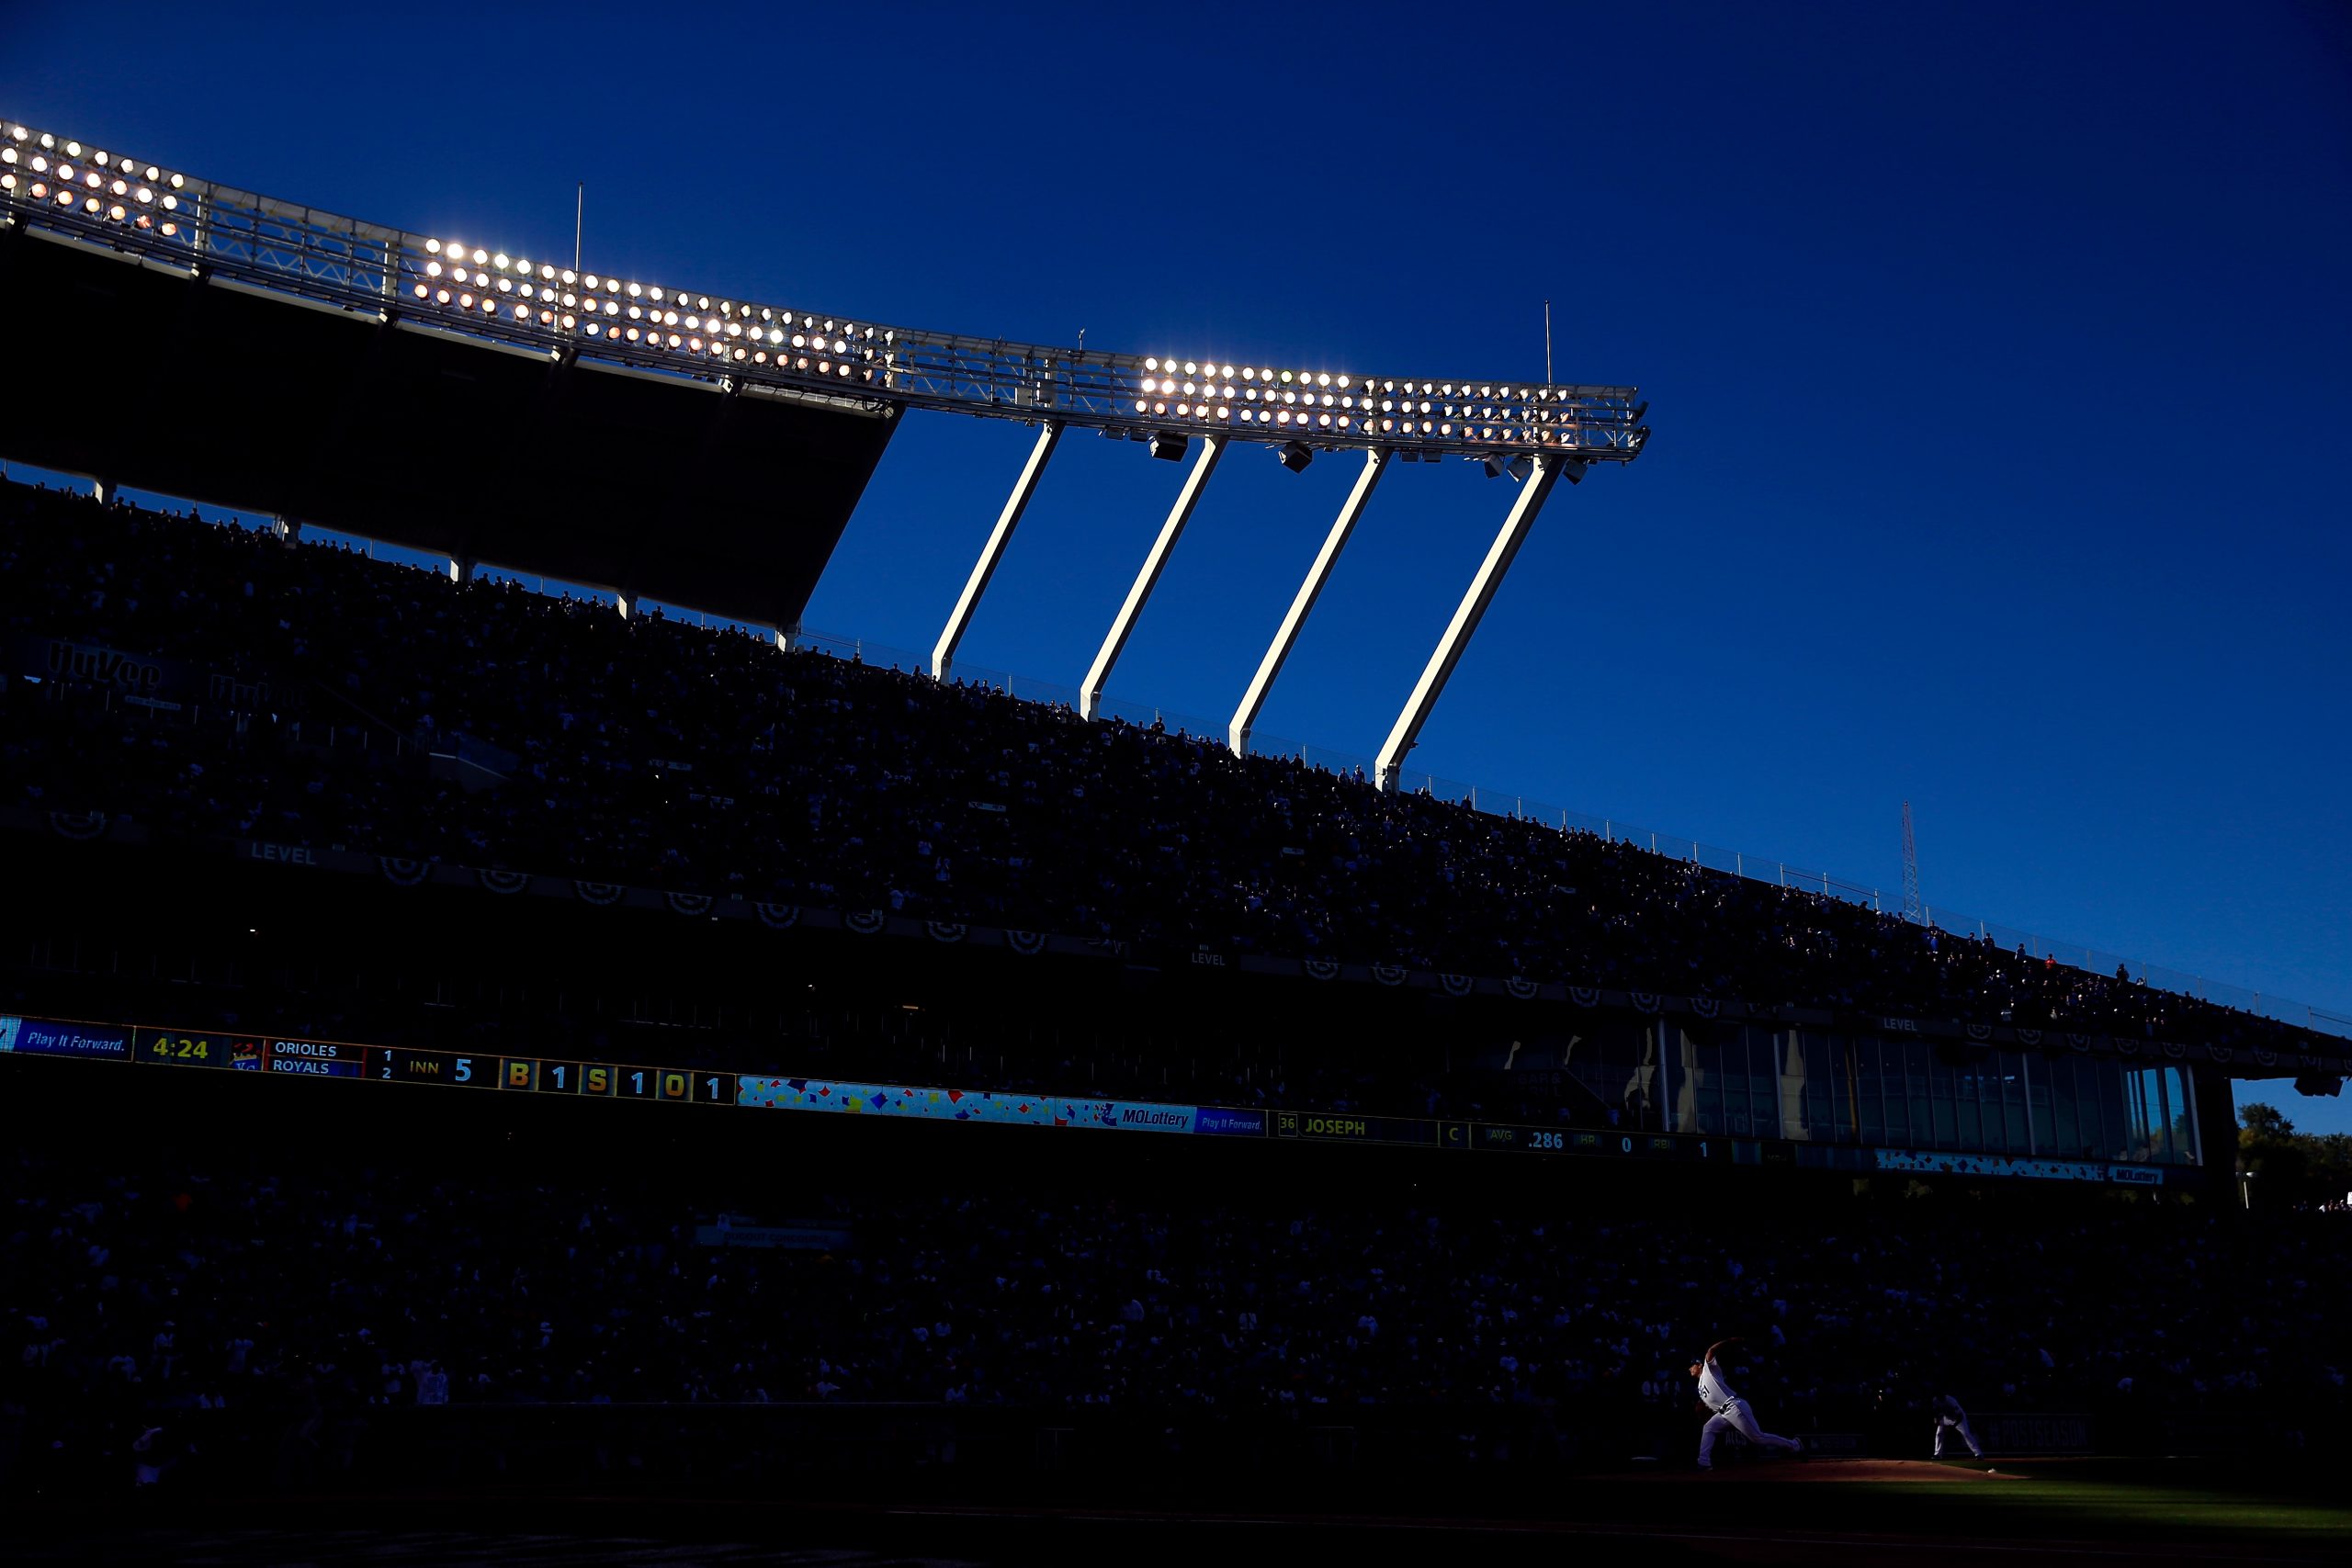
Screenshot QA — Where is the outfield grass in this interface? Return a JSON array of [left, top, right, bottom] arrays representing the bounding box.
[[1600, 1459, 2352, 1549], [1914, 1461, 2348, 1543]]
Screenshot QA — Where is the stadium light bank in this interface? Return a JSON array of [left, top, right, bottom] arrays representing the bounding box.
[[0, 118, 1650, 790]]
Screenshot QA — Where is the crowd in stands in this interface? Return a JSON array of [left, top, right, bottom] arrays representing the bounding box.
[[4, 1137, 2344, 1491], [1, 477, 2333, 1056], [6, 479, 2345, 1498]]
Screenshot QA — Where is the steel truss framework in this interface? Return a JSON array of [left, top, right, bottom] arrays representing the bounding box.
[[3, 116, 1651, 787], [0, 119, 1646, 464]]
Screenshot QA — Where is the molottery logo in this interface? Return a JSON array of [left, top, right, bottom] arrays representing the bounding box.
[[1193, 1108, 1266, 1137]]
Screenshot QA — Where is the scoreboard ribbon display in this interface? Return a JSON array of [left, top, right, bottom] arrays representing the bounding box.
[[0, 1010, 1831, 1174], [0, 1010, 1749, 1163], [1449, 1122, 1728, 1163], [0, 1018, 740, 1106]]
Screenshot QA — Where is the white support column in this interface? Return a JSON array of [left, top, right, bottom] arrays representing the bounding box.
[[447, 556, 475, 584], [374, 220, 399, 315], [1373, 456, 1580, 789], [1660, 1016, 1680, 1134], [2021, 1050, 2037, 1157], [933, 421, 1059, 680], [1080, 435, 1223, 721], [1229, 447, 1389, 755]]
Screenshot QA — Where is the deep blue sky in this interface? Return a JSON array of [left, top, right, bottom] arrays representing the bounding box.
[[8, 3, 2348, 1126]]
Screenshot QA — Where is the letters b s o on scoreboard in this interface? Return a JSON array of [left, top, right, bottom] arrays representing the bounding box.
[[601, 1065, 734, 1104]]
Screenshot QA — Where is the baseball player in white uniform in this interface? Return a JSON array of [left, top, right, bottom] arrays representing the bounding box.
[[1691, 1337, 1803, 1471], [1931, 1393, 1984, 1459]]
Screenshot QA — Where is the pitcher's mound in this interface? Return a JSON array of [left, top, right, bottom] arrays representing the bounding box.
[[1702, 1459, 2010, 1483]]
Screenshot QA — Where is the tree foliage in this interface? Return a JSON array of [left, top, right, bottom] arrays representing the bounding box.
[[2238, 1101, 2352, 1209]]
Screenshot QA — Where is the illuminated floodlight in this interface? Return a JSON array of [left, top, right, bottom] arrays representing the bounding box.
[[1, 116, 1645, 467]]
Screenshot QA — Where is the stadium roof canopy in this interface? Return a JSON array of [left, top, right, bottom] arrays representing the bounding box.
[[0, 117, 1648, 778], [0, 228, 891, 628]]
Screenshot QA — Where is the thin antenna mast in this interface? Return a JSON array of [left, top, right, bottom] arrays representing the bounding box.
[[1544, 299, 1553, 386], [573, 183, 583, 273], [1901, 801, 1924, 924]]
